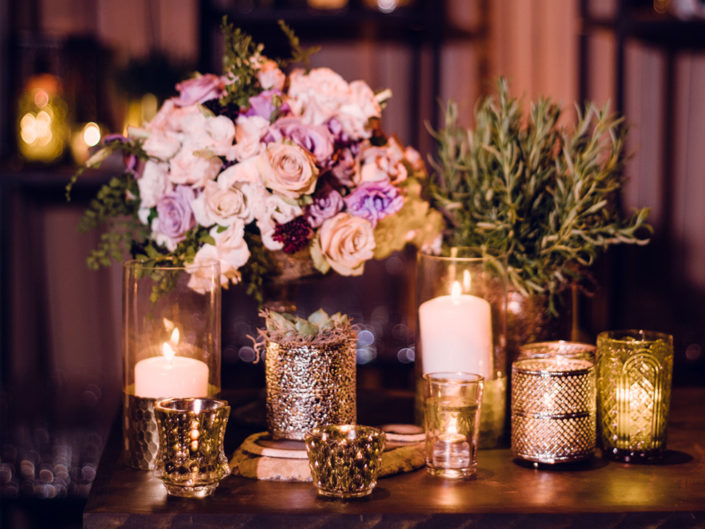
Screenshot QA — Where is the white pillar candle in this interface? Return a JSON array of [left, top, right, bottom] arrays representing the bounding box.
[[134, 341, 209, 399], [419, 282, 493, 378]]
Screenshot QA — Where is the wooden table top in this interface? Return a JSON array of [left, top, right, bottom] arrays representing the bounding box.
[[83, 387, 705, 528]]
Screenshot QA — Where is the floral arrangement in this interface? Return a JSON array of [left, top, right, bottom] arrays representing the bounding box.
[[428, 79, 651, 313], [69, 20, 442, 301]]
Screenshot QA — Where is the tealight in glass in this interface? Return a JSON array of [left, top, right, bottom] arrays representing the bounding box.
[[423, 372, 484, 479], [154, 398, 231, 498], [596, 330, 673, 462], [304, 424, 385, 499]]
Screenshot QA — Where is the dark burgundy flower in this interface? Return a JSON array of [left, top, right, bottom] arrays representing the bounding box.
[[272, 216, 314, 254]]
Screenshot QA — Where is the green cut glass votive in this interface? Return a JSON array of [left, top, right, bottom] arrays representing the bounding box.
[[596, 330, 673, 463], [154, 398, 231, 498], [304, 424, 385, 499]]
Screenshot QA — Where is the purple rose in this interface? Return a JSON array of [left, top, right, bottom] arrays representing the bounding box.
[[344, 181, 404, 226], [265, 117, 334, 165], [307, 187, 344, 228], [243, 89, 284, 120], [326, 117, 350, 144], [174, 74, 226, 107], [156, 185, 196, 241], [103, 134, 142, 174]]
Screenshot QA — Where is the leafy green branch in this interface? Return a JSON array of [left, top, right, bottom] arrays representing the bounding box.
[[428, 79, 651, 311]]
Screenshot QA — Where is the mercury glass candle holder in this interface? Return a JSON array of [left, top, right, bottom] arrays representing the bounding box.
[[154, 398, 231, 498], [423, 372, 484, 479], [304, 424, 385, 499], [519, 340, 596, 362], [122, 260, 221, 470], [511, 357, 596, 465], [596, 330, 673, 462], [416, 248, 507, 448]]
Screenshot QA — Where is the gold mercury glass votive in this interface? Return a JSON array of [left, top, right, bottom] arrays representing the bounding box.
[[596, 330, 673, 462], [519, 340, 596, 362], [154, 398, 231, 498], [511, 357, 596, 465], [304, 424, 385, 499], [423, 372, 484, 479]]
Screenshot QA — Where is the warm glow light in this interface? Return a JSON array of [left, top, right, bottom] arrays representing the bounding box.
[[170, 327, 180, 345], [462, 269, 472, 292], [162, 341, 176, 361], [377, 0, 397, 13], [82, 122, 101, 147], [33, 89, 49, 108], [450, 281, 462, 301]]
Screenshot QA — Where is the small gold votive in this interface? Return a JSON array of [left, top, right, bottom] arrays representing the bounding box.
[[519, 340, 596, 362], [511, 357, 596, 465], [304, 424, 385, 499], [154, 398, 231, 498]]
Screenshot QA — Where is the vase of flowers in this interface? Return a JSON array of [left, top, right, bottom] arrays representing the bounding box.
[[68, 19, 443, 306], [427, 79, 651, 360], [254, 309, 357, 440]]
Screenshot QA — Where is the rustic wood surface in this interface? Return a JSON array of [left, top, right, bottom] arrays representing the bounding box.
[[84, 388, 705, 528]]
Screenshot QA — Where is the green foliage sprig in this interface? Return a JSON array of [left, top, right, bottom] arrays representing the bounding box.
[[220, 16, 264, 108], [428, 79, 651, 310], [276, 20, 320, 70]]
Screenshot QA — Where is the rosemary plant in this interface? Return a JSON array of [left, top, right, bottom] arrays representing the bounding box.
[[428, 79, 651, 312]]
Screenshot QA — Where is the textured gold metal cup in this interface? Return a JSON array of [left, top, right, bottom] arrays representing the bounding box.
[[265, 339, 356, 440], [122, 393, 159, 470], [154, 398, 231, 498], [304, 425, 385, 499], [511, 357, 596, 464]]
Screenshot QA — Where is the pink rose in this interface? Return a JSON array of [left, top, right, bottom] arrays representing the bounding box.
[[168, 142, 222, 188], [175, 74, 226, 107], [318, 212, 375, 276], [266, 117, 335, 165], [357, 137, 408, 185]]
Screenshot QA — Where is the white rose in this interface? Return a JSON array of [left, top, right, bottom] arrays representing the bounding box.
[[266, 192, 303, 225], [257, 218, 283, 251], [257, 142, 318, 199], [229, 115, 269, 161], [192, 180, 249, 227], [288, 67, 349, 125], [138, 161, 169, 208], [206, 115, 236, 148], [187, 244, 221, 292], [142, 130, 181, 161], [170, 104, 208, 135], [211, 222, 250, 285], [168, 143, 222, 188], [318, 212, 375, 276], [336, 80, 380, 139]]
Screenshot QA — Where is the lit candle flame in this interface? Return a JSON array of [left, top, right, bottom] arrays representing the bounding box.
[[162, 341, 176, 361], [170, 327, 180, 345]]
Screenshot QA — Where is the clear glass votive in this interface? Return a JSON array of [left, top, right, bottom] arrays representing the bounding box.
[[511, 357, 596, 464], [596, 330, 673, 462], [304, 424, 385, 499], [423, 372, 484, 479], [154, 398, 231, 498]]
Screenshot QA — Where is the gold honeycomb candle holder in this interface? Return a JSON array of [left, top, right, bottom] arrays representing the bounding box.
[[304, 424, 385, 499], [511, 357, 596, 465], [154, 398, 231, 498]]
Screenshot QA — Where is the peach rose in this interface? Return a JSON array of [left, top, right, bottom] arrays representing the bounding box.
[[318, 212, 375, 276], [257, 142, 318, 199]]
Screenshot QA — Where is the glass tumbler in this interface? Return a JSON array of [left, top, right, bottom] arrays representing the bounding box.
[[596, 330, 674, 462], [304, 424, 385, 499], [423, 372, 484, 479], [154, 398, 231, 498]]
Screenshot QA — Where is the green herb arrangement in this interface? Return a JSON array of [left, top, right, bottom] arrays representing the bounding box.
[[428, 79, 651, 313]]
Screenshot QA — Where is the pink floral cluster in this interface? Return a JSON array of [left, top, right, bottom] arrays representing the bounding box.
[[122, 57, 425, 291]]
